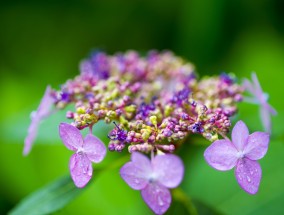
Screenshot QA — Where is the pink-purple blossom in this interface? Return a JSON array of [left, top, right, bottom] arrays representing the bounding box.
[[204, 120, 270, 194], [120, 152, 184, 214], [59, 123, 106, 188], [243, 72, 277, 133], [24, 86, 55, 155]]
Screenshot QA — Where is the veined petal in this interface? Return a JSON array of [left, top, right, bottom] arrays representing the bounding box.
[[24, 118, 40, 155], [153, 154, 184, 188], [120, 153, 152, 190], [141, 183, 171, 215], [36, 85, 55, 118], [69, 153, 93, 188], [244, 132, 270, 160], [232, 120, 249, 151], [260, 107, 271, 133], [83, 134, 106, 163], [120, 162, 149, 190], [59, 123, 83, 151], [131, 152, 152, 176], [23, 86, 54, 155], [235, 158, 262, 195], [204, 139, 238, 171], [251, 72, 263, 97], [243, 78, 256, 95], [266, 103, 277, 116]]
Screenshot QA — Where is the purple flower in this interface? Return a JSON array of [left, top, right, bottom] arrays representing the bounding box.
[[120, 152, 184, 214], [108, 122, 127, 142], [24, 86, 55, 155], [59, 123, 106, 188], [204, 120, 270, 194], [220, 72, 235, 85], [243, 72, 277, 133], [170, 88, 190, 106]]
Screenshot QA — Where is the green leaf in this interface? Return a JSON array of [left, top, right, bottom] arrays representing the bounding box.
[[8, 176, 84, 215], [8, 155, 129, 215]]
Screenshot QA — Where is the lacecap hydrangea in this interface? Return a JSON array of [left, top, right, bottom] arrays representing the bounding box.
[[24, 50, 276, 215]]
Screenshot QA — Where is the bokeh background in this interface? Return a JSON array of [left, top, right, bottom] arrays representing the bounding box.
[[1, 0, 284, 214]]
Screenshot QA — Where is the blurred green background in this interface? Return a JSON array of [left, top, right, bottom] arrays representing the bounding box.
[[1, 0, 284, 214]]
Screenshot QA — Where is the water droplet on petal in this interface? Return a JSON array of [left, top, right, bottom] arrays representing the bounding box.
[[158, 196, 164, 206], [135, 179, 139, 184], [247, 175, 251, 183]]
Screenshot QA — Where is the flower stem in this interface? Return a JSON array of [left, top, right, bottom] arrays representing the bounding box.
[[172, 187, 198, 215]]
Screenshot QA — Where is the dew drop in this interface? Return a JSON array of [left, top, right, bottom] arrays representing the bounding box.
[[247, 175, 251, 183], [158, 196, 164, 206], [135, 179, 139, 184]]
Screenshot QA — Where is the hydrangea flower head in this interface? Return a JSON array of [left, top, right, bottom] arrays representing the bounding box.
[[24, 86, 55, 155], [23, 51, 275, 213], [204, 120, 270, 194], [120, 152, 184, 214], [59, 123, 106, 188], [243, 72, 277, 133]]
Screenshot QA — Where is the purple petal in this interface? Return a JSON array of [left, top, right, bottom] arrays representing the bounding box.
[[235, 158, 262, 195], [131, 152, 153, 176], [120, 153, 151, 190], [260, 107, 271, 133], [36, 85, 55, 118], [141, 183, 171, 215], [83, 134, 106, 163], [24, 118, 40, 155], [244, 132, 270, 160], [232, 120, 249, 151], [23, 86, 54, 155], [69, 153, 93, 188], [59, 123, 83, 151], [261, 102, 277, 133], [251, 72, 263, 96], [243, 79, 256, 95], [204, 139, 238, 171], [266, 103, 277, 116], [153, 154, 184, 188]]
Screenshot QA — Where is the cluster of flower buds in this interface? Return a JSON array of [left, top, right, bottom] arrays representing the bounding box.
[[24, 51, 276, 214], [52, 51, 243, 153]]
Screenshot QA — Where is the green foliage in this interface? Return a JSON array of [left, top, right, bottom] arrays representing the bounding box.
[[8, 176, 84, 215], [1, 0, 284, 214]]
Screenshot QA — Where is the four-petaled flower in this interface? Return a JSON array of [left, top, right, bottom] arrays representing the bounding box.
[[120, 152, 184, 214], [243, 72, 277, 133], [24, 86, 55, 155], [59, 123, 106, 188], [204, 120, 270, 194]]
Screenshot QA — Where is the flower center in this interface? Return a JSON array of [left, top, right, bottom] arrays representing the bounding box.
[[77, 147, 84, 154], [148, 173, 158, 183], [236, 151, 245, 158]]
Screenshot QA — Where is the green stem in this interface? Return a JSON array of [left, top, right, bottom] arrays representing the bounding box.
[[172, 187, 198, 215]]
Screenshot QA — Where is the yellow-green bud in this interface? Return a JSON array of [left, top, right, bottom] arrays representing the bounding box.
[[106, 110, 116, 118], [150, 115, 157, 127], [125, 105, 136, 113], [77, 107, 86, 114], [165, 105, 173, 117]]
